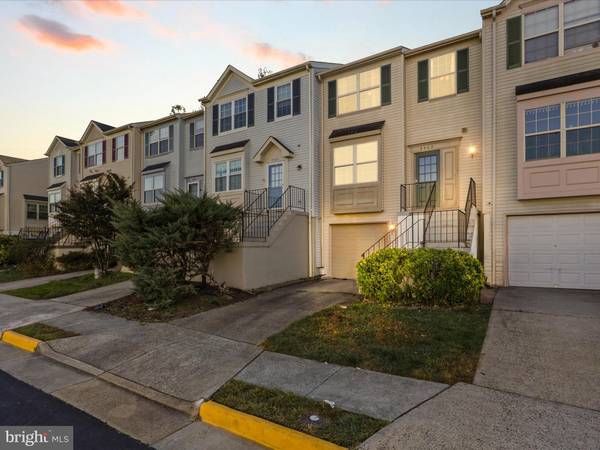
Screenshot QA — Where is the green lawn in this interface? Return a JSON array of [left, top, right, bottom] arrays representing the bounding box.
[[0, 268, 59, 284], [264, 302, 491, 385], [2, 272, 133, 300], [12, 323, 79, 341], [212, 380, 387, 448]]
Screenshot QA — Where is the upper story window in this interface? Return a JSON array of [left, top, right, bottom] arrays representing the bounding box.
[[215, 158, 242, 192], [48, 191, 61, 213], [525, 104, 561, 161], [566, 96, 600, 156], [220, 98, 246, 134], [145, 125, 173, 157], [508, 0, 600, 69], [337, 68, 381, 115], [276, 83, 292, 117], [430, 53, 456, 99], [27, 203, 48, 221], [85, 141, 104, 168], [53, 155, 65, 177], [524, 6, 559, 63], [417, 50, 468, 102], [0, 170, 4, 189], [143, 172, 165, 204], [189, 120, 204, 150], [333, 140, 378, 185], [113, 135, 126, 161]]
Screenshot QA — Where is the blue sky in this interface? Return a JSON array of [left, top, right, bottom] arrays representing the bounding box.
[[0, 0, 497, 159]]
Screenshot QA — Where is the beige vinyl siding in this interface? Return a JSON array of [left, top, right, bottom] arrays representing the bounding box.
[[405, 36, 483, 209], [330, 223, 388, 278], [482, 0, 600, 286], [321, 54, 406, 277], [183, 114, 205, 183]]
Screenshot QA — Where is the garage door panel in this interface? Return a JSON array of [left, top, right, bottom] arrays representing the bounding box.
[[331, 223, 388, 279], [508, 213, 600, 290]]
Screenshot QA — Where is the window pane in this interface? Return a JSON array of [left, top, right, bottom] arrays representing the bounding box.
[[359, 88, 381, 109], [525, 104, 560, 133], [359, 68, 380, 90], [524, 32, 558, 63], [430, 53, 455, 78], [221, 103, 232, 118], [356, 162, 378, 183], [159, 139, 169, 153], [215, 162, 227, 177], [144, 191, 153, 203], [334, 166, 353, 185], [277, 99, 291, 117], [234, 98, 246, 114], [159, 127, 169, 139], [566, 126, 600, 156], [338, 94, 357, 114], [188, 183, 198, 196], [220, 116, 232, 132], [27, 204, 37, 219], [229, 174, 241, 190], [431, 74, 456, 98], [337, 75, 357, 96], [215, 177, 227, 192], [565, 0, 600, 27], [524, 6, 558, 38], [195, 133, 203, 148], [525, 132, 560, 160], [277, 84, 291, 100], [334, 145, 353, 166], [229, 159, 242, 174], [153, 174, 164, 190], [356, 141, 378, 163], [565, 21, 600, 49]]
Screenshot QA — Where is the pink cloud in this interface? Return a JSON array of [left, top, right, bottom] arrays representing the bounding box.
[[17, 15, 107, 52], [248, 42, 308, 66], [79, 0, 147, 19]]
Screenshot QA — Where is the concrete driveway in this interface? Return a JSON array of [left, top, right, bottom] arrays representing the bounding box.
[[475, 287, 600, 410]]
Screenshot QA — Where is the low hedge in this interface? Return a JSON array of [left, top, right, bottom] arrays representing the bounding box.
[[357, 247, 485, 306], [56, 251, 95, 271]]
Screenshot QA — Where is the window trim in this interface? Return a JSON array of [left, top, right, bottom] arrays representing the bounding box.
[[86, 140, 103, 168], [48, 190, 61, 214], [214, 158, 243, 193], [53, 154, 65, 178], [145, 125, 173, 158], [114, 135, 126, 161], [190, 120, 204, 150], [429, 51, 457, 100], [275, 82, 293, 120], [336, 67, 381, 116], [143, 171, 165, 205], [26, 202, 47, 221]]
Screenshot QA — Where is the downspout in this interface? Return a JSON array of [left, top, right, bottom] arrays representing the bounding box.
[[307, 65, 314, 277], [491, 9, 497, 285]]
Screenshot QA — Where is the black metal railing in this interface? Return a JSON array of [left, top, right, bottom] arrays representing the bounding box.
[[422, 183, 437, 239], [461, 178, 477, 245], [18, 226, 87, 248], [361, 214, 423, 259], [241, 186, 305, 241], [400, 181, 437, 211], [424, 209, 466, 246], [244, 188, 267, 212]]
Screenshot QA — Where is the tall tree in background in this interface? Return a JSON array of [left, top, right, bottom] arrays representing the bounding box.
[[56, 173, 133, 277], [170, 104, 186, 115]]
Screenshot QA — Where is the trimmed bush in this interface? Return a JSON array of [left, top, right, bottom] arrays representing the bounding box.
[[357, 248, 485, 306], [7, 238, 54, 274], [56, 251, 95, 271], [0, 235, 18, 267], [133, 266, 195, 309]]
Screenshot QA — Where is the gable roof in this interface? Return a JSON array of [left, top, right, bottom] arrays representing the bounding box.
[[202, 65, 256, 103], [56, 136, 79, 147], [253, 136, 294, 162], [92, 120, 115, 132], [80, 120, 115, 142], [0, 154, 27, 165]]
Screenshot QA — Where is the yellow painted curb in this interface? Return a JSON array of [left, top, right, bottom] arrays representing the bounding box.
[[1, 331, 40, 352], [200, 401, 346, 450]]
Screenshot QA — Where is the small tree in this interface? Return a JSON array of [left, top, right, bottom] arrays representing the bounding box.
[[56, 173, 133, 276], [114, 191, 241, 306], [170, 104, 186, 115], [257, 66, 273, 78]]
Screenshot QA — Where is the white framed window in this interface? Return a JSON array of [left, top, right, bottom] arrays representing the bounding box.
[[86, 141, 103, 167], [48, 191, 61, 213], [191, 120, 204, 149], [214, 159, 242, 192], [114, 135, 126, 161], [53, 155, 65, 177], [145, 125, 173, 157], [26, 203, 47, 221], [143, 172, 165, 204], [220, 98, 247, 133], [564, 0, 600, 50], [186, 176, 203, 197], [333, 140, 378, 186], [524, 104, 561, 161], [276, 83, 292, 118], [524, 6, 559, 63], [429, 52, 456, 99], [566, 96, 600, 156], [337, 67, 381, 115]]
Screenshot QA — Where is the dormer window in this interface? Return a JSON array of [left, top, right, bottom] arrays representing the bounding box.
[[53, 155, 65, 177]]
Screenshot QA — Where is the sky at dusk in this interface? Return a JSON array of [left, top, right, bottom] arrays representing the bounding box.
[[0, 0, 497, 160]]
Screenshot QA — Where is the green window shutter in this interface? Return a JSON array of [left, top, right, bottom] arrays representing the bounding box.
[[380, 64, 392, 106], [417, 59, 428, 102], [507, 16, 522, 70], [457, 48, 469, 93], [327, 80, 337, 118]]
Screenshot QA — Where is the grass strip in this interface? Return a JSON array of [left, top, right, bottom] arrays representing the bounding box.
[[12, 323, 79, 341]]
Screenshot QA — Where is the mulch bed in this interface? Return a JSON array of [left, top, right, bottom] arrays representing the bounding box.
[[89, 284, 253, 322]]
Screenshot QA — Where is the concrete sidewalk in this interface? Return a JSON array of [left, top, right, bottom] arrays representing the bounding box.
[[0, 270, 93, 291], [0, 294, 82, 330]]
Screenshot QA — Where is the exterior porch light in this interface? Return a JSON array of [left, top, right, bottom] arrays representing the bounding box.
[[388, 223, 396, 231], [468, 145, 477, 158]]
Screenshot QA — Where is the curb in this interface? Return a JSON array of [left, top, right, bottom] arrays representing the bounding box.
[[1, 330, 41, 352], [199, 400, 346, 450]]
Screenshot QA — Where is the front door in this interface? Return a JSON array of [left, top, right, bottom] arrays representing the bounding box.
[[416, 152, 439, 207], [268, 163, 284, 208]]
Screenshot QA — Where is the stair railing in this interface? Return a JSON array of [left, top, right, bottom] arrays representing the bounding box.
[[422, 182, 437, 242], [361, 214, 423, 259], [461, 178, 477, 245]]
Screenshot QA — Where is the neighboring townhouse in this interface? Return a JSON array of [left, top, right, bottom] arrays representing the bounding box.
[[481, 0, 600, 289], [79, 120, 116, 187], [139, 111, 204, 205], [45, 136, 80, 226], [0, 155, 48, 235], [201, 62, 338, 289], [318, 30, 483, 279]]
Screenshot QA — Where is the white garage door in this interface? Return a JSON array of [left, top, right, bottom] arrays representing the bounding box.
[[508, 213, 600, 289]]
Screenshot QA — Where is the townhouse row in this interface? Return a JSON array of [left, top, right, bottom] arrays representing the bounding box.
[[14, 0, 600, 290]]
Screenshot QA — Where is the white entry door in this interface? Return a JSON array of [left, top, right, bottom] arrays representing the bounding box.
[[508, 213, 600, 289]]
